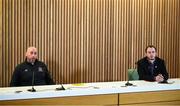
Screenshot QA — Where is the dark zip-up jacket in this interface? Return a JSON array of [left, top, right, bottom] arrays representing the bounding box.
[[137, 57, 169, 81], [10, 59, 54, 87]]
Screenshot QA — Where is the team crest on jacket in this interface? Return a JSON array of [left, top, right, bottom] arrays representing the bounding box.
[[24, 69, 28, 72], [38, 67, 43, 72]]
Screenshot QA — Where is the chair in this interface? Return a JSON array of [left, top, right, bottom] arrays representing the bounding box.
[[128, 68, 139, 80]]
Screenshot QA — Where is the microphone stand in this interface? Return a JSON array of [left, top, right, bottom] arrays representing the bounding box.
[[28, 70, 36, 92], [125, 79, 133, 86], [125, 63, 137, 87], [125, 68, 135, 86], [56, 84, 65, 90]]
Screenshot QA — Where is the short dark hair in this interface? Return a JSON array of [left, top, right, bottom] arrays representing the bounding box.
[[145, 45, 157, 53]]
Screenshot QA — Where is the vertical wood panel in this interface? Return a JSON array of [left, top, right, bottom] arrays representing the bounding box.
[[0, 0, 180, 87], [0, 0, 2, 86]]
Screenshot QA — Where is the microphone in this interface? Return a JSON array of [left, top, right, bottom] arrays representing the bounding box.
[[124, 62, 137, 87], [28, 69, 36, 92], [158, 80, 168, 84], [56, 84, 65, 90], [158, 80, 175, 84]]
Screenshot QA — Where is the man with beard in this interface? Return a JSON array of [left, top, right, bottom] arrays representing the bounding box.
[[10, 47, 54, 86], [137, 45, 168, 82]]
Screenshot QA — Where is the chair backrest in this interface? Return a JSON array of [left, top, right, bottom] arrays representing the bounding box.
[[128, 68, 139, 80]]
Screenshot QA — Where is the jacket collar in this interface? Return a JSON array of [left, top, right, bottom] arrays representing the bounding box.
[[25, 58, 38, 66], [145, 57, 158, 64]]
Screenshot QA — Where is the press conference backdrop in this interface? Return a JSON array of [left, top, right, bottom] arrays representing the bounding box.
[[0, 0, 179, 87]]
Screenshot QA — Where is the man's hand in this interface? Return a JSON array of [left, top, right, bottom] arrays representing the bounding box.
[[155, 74, 164, 82]]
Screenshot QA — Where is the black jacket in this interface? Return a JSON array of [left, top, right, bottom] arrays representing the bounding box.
[[137, 57, 168, 81], [10, 59, 55, 87]]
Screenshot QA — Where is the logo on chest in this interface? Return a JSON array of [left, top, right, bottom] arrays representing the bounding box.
[[24, 69, 28, 72], [38, 67, 43, 72]]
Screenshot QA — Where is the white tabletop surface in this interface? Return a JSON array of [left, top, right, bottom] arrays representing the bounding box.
[[0, 78, 179, 101]]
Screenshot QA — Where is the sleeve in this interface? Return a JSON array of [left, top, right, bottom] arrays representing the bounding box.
[[137, 62, 155, 81], [160, 60, 169, 80], [44, 65, 55, 85], [10, 66, 21, 87]]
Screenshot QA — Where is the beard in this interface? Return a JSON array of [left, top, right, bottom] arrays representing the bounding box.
[[27, 58, 36, 64], [149, 56, 155, 60]]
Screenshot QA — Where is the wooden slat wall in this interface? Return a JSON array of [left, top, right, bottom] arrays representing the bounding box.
[[0, 0, 179, 87]]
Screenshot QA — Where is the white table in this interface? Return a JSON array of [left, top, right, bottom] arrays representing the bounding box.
[[0, 78, 180, 105]]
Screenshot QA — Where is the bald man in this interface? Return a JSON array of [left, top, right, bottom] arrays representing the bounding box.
[[10, 47, 54, 87]]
